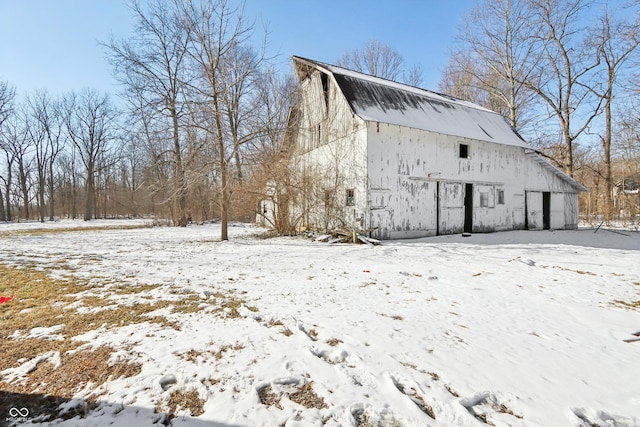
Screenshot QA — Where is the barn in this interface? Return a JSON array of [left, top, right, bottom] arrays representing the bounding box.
[[284, 56, 586, 239]]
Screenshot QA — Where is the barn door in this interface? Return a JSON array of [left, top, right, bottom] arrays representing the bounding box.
[[464, 183, 473, 233], [525, 191, 543, 230], [543, 191, 551, 230], [438, 182, 465, 234]]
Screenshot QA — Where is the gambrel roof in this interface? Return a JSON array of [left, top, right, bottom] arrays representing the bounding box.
[[293, 56, 586, 191], [294, 56, 530, 149]]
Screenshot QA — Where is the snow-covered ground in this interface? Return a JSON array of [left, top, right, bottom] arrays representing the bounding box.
[[1, 220, 639, 427]]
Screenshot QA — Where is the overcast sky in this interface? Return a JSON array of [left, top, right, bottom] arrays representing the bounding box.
[[0, 0, 475, 98]]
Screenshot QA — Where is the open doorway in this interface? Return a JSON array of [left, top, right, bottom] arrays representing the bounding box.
[[464, 183, 473, 233], [543, 191, 551, 230]]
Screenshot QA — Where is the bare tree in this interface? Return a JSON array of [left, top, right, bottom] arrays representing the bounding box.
[[179, 0, 266, 240], [56, 147, 81, 219], [337, 39, 423, 86], [1, 105, 33, 220], [23, 96, 47, 222], [0, 81, 16, 220], [0, 81, 14, 129], [104, 0, 193, 226], [63, 89, 117, 221], [25, 91, 66, 222], [523, 0, 603, 176], [447, 0, 541, 131], [589, 5, 640, 222], [247, 70, 299, 233], [439, 51, 487, 104], [439, 51, 517, 116]]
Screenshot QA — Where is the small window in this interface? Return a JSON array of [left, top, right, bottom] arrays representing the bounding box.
[[459, 143, 469, 158], [346, 189, 355, 206], [497, 189, 505, 205], [480, 191, 489, 207]]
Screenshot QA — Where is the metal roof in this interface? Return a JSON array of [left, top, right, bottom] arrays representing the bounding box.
[[294, 56, 530, 149]]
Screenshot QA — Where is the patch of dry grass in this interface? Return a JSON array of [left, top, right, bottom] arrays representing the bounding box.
[[180, 349, 204, 363], [307, 328, 319, 341], [289, 382, 327, 410], [0, 260, 253, 421], [266, 319, 284, 327], [378, 312, 404, 321], [258, 382, 327, 411], [549, 265, 598, 276], [4, 346, 141, 396], [0, 345, 141, 420], [0, 264, 178, 371], [258, 385, 283, 409], [0, 223, 153, 237], [327, 338, 343, 347], [213, 343, 245, 360], [155, 388, 205, 418], [167, 388, 205, 416], [171, 294, 205, 314], [614, 299, 640, 309]]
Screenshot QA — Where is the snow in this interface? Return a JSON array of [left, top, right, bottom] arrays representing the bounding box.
[[1, 219, 640, 426]]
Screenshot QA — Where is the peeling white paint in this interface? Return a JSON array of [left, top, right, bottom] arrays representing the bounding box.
[[288, 59, 584, 239]]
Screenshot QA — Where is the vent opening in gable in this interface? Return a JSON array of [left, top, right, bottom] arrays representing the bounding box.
[[321, 73, 329, 110]]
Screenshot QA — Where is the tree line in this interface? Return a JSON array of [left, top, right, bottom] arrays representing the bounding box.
[[0, 0, 639, 237], [0, 0, 298, 240]]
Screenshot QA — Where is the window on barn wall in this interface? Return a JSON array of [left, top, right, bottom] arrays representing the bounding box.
[[480, 191, 489, 207], [459, 144, 469, 158], [346, 189, 355, 206], [497, 189, 505, 205]]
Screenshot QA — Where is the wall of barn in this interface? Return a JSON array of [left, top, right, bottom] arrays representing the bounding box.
[[292, 69, 369, 232], [366, 122, 580, 239]]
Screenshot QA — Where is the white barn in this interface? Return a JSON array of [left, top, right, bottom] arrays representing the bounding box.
[[286, 56, 585, 240]]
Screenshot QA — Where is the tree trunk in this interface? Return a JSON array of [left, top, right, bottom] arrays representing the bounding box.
[[48, 161, 56, 220], [18, 161, 29, 220], [171, 105, 188, 227], [38, 174, 46, 222], [215, 108, 229, 240], [604, 98, 613, 223], [0, 187, 5, 221], [219, 139, 229, 241], [4, 163, 12, 221], [84, 168, 94, 221], [71, 170, 77, 219]]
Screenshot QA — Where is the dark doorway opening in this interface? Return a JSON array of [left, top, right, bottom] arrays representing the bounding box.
[[464, 183, 473, 233], [543, 191, 551, 230], [524, 191, 529, 230], [436, 181, 440, 235]]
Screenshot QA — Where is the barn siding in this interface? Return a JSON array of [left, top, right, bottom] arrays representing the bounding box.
[[293, 69, 369, 232], [366, 122, 581, 238]]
